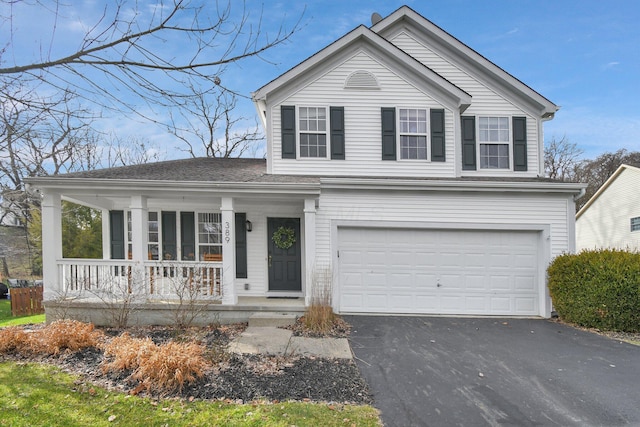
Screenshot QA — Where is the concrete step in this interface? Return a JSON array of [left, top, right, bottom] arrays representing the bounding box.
[[248, 312, 298, 327]]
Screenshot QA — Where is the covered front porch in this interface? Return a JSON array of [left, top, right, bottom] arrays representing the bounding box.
[[28, 158, 322, 325]]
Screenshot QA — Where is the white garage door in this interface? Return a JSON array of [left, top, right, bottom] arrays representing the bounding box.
[[338, 227, 540, 316]]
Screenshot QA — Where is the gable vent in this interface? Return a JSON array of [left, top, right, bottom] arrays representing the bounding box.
[[344, 70, 379, 89]]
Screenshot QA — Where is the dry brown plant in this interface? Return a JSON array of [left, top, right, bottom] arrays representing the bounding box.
[[303, 266, 338, 334], [0, 320, 103, 356], [101, 333, 209, 394], [0, 327, 31, 353]]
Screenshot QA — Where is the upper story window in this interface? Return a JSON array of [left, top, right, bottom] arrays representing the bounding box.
[[399, 108, 428, 160], [631, 217, 640, 232], [299, 107, 327, 158], [479, 117, 510, 169]]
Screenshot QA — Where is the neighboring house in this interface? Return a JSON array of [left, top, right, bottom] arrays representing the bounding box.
[[28, 6, 584, 324], [576, 164, 640, 252], [0, 197, 22, 227]]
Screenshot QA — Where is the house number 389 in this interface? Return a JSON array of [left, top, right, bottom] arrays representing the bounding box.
[[224, 221, 231, 243]]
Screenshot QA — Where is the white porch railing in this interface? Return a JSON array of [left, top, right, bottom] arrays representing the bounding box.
[[57, 259, 223, 300]]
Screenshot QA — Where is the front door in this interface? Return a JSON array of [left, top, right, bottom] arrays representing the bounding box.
[[267, 217, 302, 292]]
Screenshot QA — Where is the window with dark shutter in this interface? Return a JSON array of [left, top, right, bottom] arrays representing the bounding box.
[[109, 210, 125, 260], [235, 213, 248, 279], [381, 107, 396, 160], [281, 105, 296, 159], [330, 107, 345, 160], [430, 109, 445, 162], [512, 117, 527, 171], [461, 116, 476, 170]]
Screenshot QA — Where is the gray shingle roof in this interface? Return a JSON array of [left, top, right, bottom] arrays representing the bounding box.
[[57, 158, 320, 184]]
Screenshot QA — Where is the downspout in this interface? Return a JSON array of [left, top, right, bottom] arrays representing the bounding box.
[[573, 187, 586, 202]]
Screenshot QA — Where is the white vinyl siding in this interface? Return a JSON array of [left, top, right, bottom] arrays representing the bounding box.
[[390, 31, 541, 177], [270, 51, 456, 178], [576, 167, 640, 251]]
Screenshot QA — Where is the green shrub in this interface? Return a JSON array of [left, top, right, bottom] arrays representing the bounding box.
[[548, 249, 640, 332]]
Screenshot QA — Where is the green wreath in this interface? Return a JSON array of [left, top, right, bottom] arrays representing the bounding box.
[[272, 226, 296, 250]]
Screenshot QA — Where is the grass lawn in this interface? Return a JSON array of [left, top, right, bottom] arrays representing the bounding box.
[[0, 362, 380, 427], [0, 299, 46, 327]]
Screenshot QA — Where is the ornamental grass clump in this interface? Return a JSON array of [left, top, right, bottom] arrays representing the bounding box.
[[304, 266, 338, 334], [0, 320, 103, 356], [101, 333, 209, 394]]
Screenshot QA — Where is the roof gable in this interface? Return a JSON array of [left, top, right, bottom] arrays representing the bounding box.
[[372, 6, 558, 118], [252, 25, 471, 112], [576, 164, 640, 219]]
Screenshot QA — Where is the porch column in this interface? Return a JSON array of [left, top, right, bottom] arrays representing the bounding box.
[[220, 197, 237, 304], [129, 196, 148, 289], [303, 198, 317, 306], [101, 209, 110, 259], [41, 192, 62, 299]]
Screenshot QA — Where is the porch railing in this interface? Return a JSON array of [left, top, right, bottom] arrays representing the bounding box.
[[57, 259, 223, 300]]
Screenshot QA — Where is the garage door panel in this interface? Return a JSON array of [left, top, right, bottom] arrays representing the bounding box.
[[338, 227, 540, 316]]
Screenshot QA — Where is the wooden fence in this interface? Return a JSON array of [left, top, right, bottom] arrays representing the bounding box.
[[10, 286, 44, 316]]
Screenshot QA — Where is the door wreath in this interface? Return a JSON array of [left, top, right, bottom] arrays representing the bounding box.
[[272, 226, 296, 250]]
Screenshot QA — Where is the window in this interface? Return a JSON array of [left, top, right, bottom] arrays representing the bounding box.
[[148, 212, 159, 260], [631, 217, 640, 232], [479, 117, 510, 169], [299, 107, 327, 158], [399, 108, 428, 160], [198, 212, 222, 260], [126, 211, 132, 259]]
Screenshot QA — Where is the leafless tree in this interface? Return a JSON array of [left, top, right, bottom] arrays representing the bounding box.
[[168, 86, 262, 158], [105, 135, 165, 167], [0, 0, 301, 119], [573, 149, 640, 211], [544, 136, 583, 181]]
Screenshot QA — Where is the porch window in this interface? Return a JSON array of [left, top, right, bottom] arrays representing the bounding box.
[[126, 211, 132, 259], [148, 211, 159, 260], [198, 213, 222, 260]]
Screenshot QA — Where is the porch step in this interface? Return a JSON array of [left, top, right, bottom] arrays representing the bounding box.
[[248, 312, 298, 327]]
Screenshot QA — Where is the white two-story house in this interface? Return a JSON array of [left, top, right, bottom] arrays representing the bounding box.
[[29, 6, 584, 324]]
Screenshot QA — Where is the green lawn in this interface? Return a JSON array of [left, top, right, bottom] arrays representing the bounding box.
[[0, 299, 46, 327], [0, 362, 380, 426]]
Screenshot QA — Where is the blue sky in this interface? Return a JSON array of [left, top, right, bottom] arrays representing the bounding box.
[[4, 0, 640, 160]]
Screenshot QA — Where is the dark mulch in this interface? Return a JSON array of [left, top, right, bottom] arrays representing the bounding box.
[[283, 315, 352, 338], [1, 323, 372, 404]]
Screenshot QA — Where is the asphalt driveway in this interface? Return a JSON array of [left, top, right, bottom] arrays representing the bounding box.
[[346, 316, 640, 427]]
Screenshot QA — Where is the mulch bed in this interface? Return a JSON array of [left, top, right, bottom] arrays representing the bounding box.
[[1, 322, 373, 405]]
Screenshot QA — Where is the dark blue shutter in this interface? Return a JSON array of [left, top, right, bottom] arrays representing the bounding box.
[[180, 212, 195, 261], [330, 106, 345, 160], [430, 109, 446, 162], [281, 106, 296, 159], [161, 211, 176, 260], [381, 107, 396, 160], [513, 117, 527, 171], [235, 213, 248, 279], [461, 116, 476, 170], [109, 210, 125, 260]]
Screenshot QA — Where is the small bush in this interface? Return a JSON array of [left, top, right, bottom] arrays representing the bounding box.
[[548, 249, 640, 332], [0, 320, 103, 356], [102, 334, 209, 394], [303, 304, 337, 334]]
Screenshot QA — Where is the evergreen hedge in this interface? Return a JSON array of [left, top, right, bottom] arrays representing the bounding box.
[[547, 249, 640, 332]]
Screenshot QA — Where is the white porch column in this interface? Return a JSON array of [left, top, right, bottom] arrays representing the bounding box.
[[303, 198, 317, 306], [129, 196, 148, 290], [101, 209, 110, 260], [220, 197, 237, 305], [41, 192, 62, 299]]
